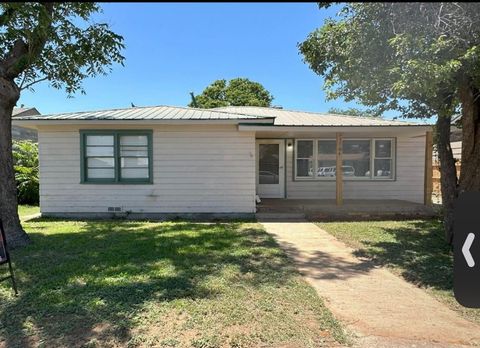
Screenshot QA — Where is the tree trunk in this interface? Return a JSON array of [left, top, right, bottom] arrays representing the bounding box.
[[458, 80, 480, 193], [0, 76, 30, 248], [436, 112, 458, 244]]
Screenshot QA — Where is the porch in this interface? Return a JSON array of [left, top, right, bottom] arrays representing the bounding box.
[[256, 199, 438, 221]]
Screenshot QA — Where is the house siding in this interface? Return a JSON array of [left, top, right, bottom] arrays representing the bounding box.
[[285, 136, 425, 203], [38, 124, 256, 214]]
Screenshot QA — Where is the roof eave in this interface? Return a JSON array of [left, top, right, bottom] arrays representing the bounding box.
[[238, 124, 433, 132], [13, 117, 275, 127]]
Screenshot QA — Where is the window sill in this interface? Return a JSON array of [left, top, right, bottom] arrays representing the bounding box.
[[80, 181, 153, 185], [294, 177, 396, 182]]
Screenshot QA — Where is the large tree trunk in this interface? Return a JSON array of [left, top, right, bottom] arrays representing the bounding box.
[[0, 76, 30, 248], [458, 80, 480, 193], [436, 112, 458, 244]]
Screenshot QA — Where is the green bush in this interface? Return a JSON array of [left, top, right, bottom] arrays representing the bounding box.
[[13, 140, 39, 205]]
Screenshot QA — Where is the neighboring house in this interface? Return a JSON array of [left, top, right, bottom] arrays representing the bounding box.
[[13, 105, 432, 217], [12, 107, 41, 141]]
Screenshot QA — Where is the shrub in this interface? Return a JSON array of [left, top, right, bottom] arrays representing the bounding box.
[[13, 140, 39, 205]]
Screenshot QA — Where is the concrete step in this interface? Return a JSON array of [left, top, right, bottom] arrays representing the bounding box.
[[255, 212, 306, 222]]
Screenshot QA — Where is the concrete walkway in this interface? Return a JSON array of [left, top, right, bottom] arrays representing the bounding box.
[[261, 222, 480, 347]]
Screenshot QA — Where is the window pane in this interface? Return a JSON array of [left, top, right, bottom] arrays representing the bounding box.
[[259, 144, 279, 184], [296, 159, 313, 177], [318, 140, 336, 177], [297, 140, 313, 158], [121, 157, 149, 167], [318, 161, 336, 177], [120, 135, 148, 146], [375, 140, 392, 158], [86, 146, 114, 156], [87, 157, 114, 168], [374, 159, 392, 178], [343, 140, 371, 177], [318, 140, 336, 154], [86, 135, 114, 146], [120, 146, 148, 156], [121, 168, 149, 179], [87, 168, 115, 179]]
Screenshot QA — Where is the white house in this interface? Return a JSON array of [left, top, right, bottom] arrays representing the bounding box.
[[13, 105, 433, 218]]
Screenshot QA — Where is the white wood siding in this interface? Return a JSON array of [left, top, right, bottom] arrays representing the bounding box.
[[38, 125, 256, 214], [286, 136, 425, 203]]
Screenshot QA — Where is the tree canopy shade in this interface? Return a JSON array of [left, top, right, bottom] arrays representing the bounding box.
[[189, 78, 274, 109], [299, 3, 480, 243], [0, 2, 125, 247]]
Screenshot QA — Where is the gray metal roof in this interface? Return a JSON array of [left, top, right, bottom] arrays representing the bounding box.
[[13, 104, 429, 127], [215, 106, 426, 127], [12, 105, 270, 121]]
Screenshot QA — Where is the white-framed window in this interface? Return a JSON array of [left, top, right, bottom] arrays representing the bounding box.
[[295, 140, 314, 178], [294, 138, 395, 180], [317, 140, 337, 178], [373, 139, 394, 179], [343, 139, 371, 179]]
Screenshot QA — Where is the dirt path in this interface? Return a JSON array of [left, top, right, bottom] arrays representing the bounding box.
[[261, 222, 480, 347]]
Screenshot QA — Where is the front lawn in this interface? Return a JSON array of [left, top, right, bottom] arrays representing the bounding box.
[[317, 219, 480, 325], [18, 205, 40, 219], [0, 220, 346, 348]]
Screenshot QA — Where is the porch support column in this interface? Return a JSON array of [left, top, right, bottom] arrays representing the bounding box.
[[424, 131, 433, 206], [336, 132, 343, 206]]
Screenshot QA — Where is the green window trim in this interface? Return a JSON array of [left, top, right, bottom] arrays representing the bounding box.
[[80, 130, 153, 184]]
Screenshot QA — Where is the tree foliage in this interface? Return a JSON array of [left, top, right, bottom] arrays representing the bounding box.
[[0, 2, 125, 94], [13, 141, 39, 205], [299, 3, 480, 118], [190, 78, 274, 108], [328, 107, 380, 118]]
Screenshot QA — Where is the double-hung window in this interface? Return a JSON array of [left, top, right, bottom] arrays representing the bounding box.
[[295, 138, 395, 180], [81, 130, 153, 184], [296, 140, 314, 178], [343, 139, 371, 179], [373, 139, 394, 179]]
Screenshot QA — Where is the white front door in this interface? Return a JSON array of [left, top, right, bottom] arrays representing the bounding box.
[[256, 140, 285, 198]]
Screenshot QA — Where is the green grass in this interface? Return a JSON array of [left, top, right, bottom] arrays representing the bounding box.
[[17, 205, 40, 219], [0, 220, 347, 348], [316, 219, 480, 325]]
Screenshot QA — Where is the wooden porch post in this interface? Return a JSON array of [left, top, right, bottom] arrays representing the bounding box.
[[424, 131, 433, 206], [336, 132, 343, 206]]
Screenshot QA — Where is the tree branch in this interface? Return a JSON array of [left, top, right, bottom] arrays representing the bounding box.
[[17, 71, 28, 89], [1, 2, 54, 79], [20, 77, 48, 91]]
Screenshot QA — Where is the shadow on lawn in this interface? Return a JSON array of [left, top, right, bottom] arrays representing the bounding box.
[[351, 219, 453, 291], [0, 221, 293, 348], [275, 239, 378, 281]]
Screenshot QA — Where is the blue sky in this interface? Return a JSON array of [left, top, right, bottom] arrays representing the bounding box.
[[19, 3, 392, 117]]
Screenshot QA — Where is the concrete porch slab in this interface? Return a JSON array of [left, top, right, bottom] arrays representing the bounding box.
[[256, 199, 438, 221]]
